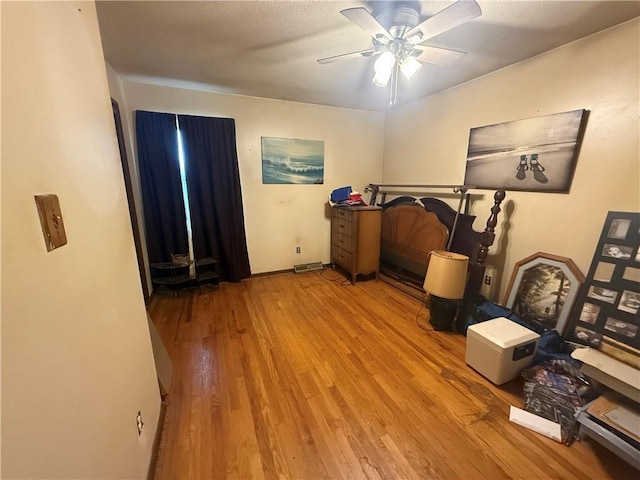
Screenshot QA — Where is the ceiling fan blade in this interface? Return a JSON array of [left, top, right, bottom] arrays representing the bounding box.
[[406, 0, 481, 44], [412, 45, 467, 66], [317, 49, 377, 65], [340, 7, 392, 42]]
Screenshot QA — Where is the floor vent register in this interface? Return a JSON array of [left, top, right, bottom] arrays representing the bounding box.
[[293, 262, 323, 273]]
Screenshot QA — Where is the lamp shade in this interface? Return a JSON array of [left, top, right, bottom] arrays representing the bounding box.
[[423, 250, 469, 300]]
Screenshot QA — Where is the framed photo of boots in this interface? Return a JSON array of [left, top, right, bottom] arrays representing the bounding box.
[[463, 109, 588, 193]]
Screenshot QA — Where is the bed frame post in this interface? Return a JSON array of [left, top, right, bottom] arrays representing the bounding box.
[[465, 189, 506, 299], [456, 189, 505, 333], [367, 184, 380, 206]]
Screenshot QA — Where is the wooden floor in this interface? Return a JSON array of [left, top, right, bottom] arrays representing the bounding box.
[[149, 271, 632, 479]]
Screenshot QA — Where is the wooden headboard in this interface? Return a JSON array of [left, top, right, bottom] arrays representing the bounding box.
[[418, 197, 480, 256], [378, 190, 506, 298], [380, 204, 448, 281]]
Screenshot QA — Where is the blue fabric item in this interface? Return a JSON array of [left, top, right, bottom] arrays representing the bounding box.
[[461, 298, 542, 335], [330, 186, 351, 203], [533, 330, 576, 365]]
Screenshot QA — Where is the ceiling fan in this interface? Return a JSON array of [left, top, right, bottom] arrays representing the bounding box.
[[317, 0, 482, 107]]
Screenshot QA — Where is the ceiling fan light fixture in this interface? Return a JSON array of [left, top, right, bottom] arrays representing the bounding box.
[[405, 31, 423, 44], [400, 55, 422, 80], [320, 1, 482, 106], [372, 68, 392, 87], [375, 51, 396, 72], [372, 51, 396, 87]]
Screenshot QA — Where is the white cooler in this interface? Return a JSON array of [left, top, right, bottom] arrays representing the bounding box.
[[466, 317, 540, 385]]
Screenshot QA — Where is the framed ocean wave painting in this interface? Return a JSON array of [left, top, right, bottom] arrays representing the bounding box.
[[261, 137, 324, 184]]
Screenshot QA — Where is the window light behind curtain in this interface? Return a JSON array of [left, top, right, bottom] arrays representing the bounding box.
[[136, 110, 251, 282], [175, 117, 195, 270]]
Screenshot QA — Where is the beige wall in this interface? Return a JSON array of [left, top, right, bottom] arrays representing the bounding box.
[[1, 2, 160, 478], [384, 19, 640, 302], [119, 82, 385, 274]]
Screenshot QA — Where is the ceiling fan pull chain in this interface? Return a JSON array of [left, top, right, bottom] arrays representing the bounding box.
[[389, 61, 400, 107]]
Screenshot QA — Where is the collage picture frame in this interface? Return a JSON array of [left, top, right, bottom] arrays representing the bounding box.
[[565, 212, 640, 351]]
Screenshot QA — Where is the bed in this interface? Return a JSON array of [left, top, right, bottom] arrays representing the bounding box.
[[367, 184, 506, 299]]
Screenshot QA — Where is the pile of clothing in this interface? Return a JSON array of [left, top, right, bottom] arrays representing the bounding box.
[[329, 186, 367, 207], [521, 359, 598, 444]]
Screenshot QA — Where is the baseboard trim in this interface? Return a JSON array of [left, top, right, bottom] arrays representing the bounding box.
[[250, 268, 294, 278], [147, 397, 169, 480], [250, 265, 329, 278]]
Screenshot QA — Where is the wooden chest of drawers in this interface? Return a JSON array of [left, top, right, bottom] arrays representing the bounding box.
[[331, 206, 382, 285]]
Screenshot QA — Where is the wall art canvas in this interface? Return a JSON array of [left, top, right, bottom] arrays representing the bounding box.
[[261, 137, 324, 184], [566, 212, 640, 353], [464, 109, 588, 193], [503, 252, 584, 334]]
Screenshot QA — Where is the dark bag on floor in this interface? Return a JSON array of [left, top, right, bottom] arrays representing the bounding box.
[[460, 295, 533, 335]]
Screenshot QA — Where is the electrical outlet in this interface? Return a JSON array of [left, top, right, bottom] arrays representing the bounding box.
[[136, 411, 144, 435], [484, 275, 492, 285], [296, 246, 301, 254]]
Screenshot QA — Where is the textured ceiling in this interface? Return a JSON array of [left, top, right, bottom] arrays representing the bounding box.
[[96, 1, 640, 111]]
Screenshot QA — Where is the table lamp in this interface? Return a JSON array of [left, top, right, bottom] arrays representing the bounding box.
[[423, 250, 469, 331]]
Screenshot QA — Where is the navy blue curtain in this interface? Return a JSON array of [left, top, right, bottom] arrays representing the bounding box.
[[136, 110, 188, 263], [178, 115, 251, 282]]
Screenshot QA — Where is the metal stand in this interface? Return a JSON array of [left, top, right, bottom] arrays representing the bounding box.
[[574, 402, 640, 470]]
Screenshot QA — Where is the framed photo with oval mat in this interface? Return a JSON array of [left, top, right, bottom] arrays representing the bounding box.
[[503, 252, 585, 334]]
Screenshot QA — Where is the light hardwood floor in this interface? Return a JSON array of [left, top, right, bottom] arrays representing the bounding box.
[[149, 271, 632, 479]]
